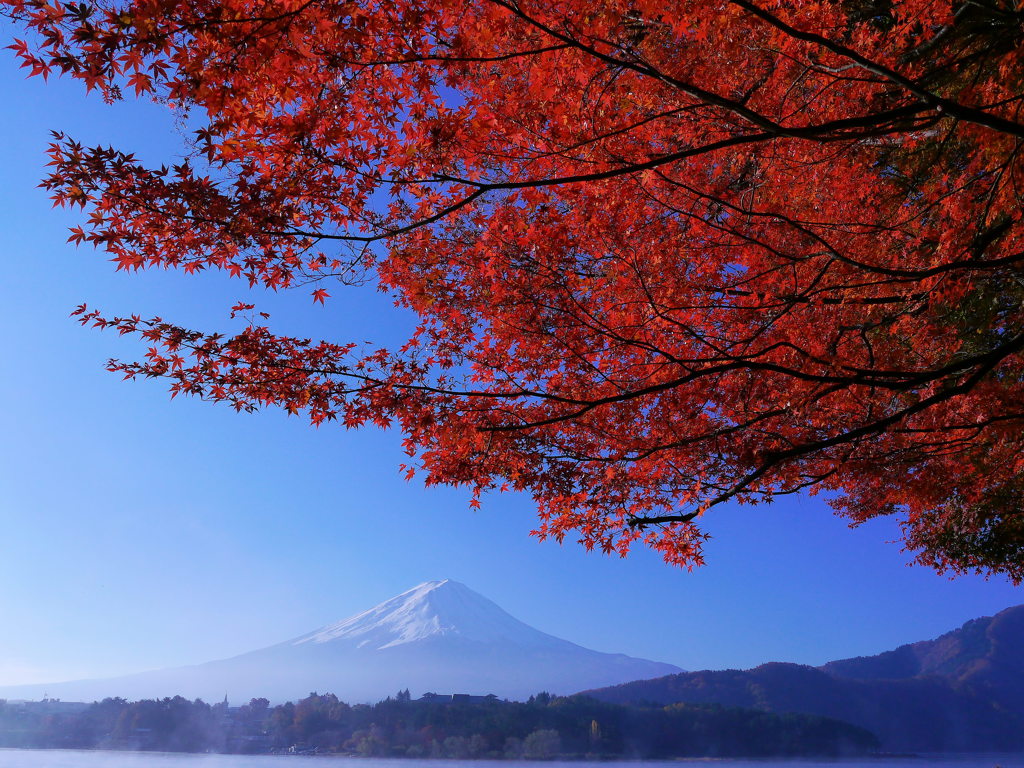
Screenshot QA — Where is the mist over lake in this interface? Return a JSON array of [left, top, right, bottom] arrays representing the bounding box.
[[2, 750, 1024, 768], [1, 752, 1023, 768]]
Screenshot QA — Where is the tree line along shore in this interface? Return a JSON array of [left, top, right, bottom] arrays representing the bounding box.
[[0, 691, 878, 758]]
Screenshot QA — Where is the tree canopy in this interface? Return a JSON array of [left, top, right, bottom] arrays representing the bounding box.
[[4, 0, 1024, 578]]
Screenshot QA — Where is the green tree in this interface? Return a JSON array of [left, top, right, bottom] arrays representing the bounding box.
[[523, 728, 562, 759]]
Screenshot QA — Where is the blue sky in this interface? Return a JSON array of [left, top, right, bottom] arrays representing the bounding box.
[[1, 49, 1021, 691]]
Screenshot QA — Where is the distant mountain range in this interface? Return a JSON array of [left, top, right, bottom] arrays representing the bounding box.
[[4, 580, 1021, 753], [584, 604, 1024, 752], [0, 580, 680, 704]]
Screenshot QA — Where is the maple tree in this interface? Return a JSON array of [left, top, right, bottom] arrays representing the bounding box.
[[4, 0, 1024, 579]]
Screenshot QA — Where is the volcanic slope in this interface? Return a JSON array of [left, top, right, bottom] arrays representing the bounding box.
[[0, 580, 681, 704]]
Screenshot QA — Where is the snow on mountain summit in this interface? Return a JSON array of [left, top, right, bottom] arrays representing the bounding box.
[[0, 579, 683, 703], [294, 579, 568, 650]]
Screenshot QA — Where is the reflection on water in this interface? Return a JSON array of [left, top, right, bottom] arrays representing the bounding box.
[[0, 751, 1022, 768]]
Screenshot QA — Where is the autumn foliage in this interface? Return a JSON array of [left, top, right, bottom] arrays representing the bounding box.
[[4, 0, 1024, 578]]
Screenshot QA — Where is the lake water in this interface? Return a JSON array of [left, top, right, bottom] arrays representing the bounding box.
[[1, 750, 1022, 768]]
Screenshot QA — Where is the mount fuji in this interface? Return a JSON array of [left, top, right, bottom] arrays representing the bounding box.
[[0, 580, 681, 704]]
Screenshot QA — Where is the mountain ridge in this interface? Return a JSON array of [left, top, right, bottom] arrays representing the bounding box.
[[582, 604, 1024, 752], [822, 603, 1024, 683]]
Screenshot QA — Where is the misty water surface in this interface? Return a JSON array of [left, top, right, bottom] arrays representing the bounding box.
[[1, 750, 1023, 768]]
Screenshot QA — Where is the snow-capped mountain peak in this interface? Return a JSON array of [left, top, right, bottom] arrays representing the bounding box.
[[294, 579, 565, 650], [0, 579, 683, 703]]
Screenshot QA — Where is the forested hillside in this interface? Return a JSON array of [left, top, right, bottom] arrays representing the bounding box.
[[586, 605, 1024, 751]]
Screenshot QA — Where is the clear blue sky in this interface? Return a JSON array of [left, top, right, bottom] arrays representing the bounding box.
[[0, 48, 1020, 690]]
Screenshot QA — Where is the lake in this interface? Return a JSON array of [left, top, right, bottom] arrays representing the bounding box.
[[1, 750, 1022, 768]]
